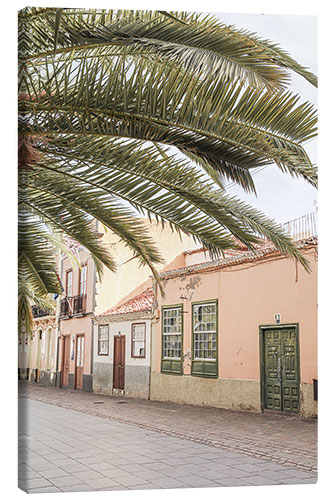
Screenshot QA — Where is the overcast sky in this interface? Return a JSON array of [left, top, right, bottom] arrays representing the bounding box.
[[213, 12, 318, 223]]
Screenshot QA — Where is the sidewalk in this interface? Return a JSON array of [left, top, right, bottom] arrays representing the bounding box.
[[19, 382, 317, 473], [18, 398, 316, 493]]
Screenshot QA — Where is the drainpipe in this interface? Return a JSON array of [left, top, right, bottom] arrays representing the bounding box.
[[90, 219, 98, 389]]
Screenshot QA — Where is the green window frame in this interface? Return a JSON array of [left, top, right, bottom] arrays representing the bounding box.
[[161, 305, 183, 375], [191, 300, 218, 378]]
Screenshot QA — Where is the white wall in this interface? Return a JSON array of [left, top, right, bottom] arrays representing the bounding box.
[[94, 318, 151, 367]]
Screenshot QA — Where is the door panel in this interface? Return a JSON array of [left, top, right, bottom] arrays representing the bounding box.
[[75, 335, 84, 390], [281, 329, 299, 412], [61, 336, 70, 387], [262, 326, 299, 413], [264, 329, 282, 411], [113, 336, 125, 390]]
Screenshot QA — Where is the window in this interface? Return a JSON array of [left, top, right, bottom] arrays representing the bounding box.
[[66, 270, 73, 297], [76, 336, 85, 367], [192, 301, 218, 378], [98, 325, 109, 355], [46, 329, 52, 370], [79, 264, 87, 295], [131, 323, 146, 358], [161, 306, 183, 374]]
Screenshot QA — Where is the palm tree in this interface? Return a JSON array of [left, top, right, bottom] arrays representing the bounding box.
[[18, 8, 317, 333]]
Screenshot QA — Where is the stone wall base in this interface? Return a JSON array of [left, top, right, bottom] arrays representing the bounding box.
[[300, 383, 317, 418], [25, 369, 57, 387], [150, 374, 318, 418], [150, 373, 261, 412], [93, 362, 150, 399]]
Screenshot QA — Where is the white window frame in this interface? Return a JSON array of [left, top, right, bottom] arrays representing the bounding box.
[[98, 325, 109, 356], [162, 306, 182, 360], [193, 302, 217, 361]]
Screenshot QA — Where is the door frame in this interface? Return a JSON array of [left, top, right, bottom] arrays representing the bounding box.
[[259, 323, 300, 412], [74, 333, 85, 390], [113, 335, 126, 390], [61, 334, 71, 387]]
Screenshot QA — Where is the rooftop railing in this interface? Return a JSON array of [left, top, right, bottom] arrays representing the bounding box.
[[280, 211, 317, 240]]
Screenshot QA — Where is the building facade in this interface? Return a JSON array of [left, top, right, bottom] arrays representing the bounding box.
[[150, 237, 318, 418], [56, 245, 96, 392], [18, 305, 58, 386], [93, 289, 154, 399]]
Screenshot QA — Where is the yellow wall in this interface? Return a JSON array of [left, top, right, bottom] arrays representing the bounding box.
[[95, 219, 198, 314]]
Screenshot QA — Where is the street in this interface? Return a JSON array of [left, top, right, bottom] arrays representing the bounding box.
[[18, 383, 317, 493]]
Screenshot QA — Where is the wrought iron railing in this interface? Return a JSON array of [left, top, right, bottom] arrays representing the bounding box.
[[60, 297, 72, 316], [60, 295, 87, 316], [32, 305, 54, 318], [73, 294, 87, 315]]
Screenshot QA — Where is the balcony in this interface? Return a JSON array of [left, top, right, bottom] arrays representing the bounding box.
[[32, 306, 53, 318], [73, 294, 87, 315], [60, 295, 87, 317]]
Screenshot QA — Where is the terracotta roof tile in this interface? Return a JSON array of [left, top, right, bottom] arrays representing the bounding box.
[[99, 288, 154, 317], [161, 237, 317, 279]]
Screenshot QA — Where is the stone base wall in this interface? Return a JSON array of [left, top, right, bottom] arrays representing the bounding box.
[[125, 366, 150, 399], [93, 362, 113, 395], [25, 369, 57, 386], [82, 374, 93, 392], [150, 374, 318, 418], [93, 362, 150, 399], [150, 373, 261, 412], [300, 383, 317, 418]]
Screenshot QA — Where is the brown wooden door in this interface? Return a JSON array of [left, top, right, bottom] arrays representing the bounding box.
[[75, 335, 84, 390], [61, 336, 71, 387], [113, 336, 125, 390]]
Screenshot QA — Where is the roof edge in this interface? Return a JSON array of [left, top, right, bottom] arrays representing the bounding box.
[[160, 237, 317, 280]]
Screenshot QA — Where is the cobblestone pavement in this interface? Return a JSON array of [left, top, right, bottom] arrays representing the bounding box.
[[19, 382, 317, 474], [18, 397, 317, 494]]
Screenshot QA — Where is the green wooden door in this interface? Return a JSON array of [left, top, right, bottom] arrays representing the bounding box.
[[264, 329, 282, 411], [261, 325, 299, 413]]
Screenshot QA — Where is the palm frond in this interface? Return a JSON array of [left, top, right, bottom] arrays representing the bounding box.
[[19, 8, 317, 90]]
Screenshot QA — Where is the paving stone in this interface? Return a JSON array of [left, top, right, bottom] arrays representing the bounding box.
[[83, 477, 119, 489], [39, 468, 71, 479], [49, 475, 84, 487], [179, 475, 219, 487], [59, 462, 91, 473], [27, 485, 62, 493], [245, 475, 285, 486], [101, 468, 138, 480], [18, 469, 42, 480], [73, 470, 106, 481], [216, 478, 256, 487], [120, 463, 150, 473], [18, 477, 52, 490], [148, 477, 187, 489], [134, 470, 168, 481], [196, 469, 235, 481], [146, 461, 171, 471], [60, 484, 94, 492], [116, 475, 151, 487]]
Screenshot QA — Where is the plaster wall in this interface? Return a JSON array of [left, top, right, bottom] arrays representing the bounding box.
[[58, 316, 93, 377], [94, 219, 197, 315], [93, 318, 151, 399], [151, 247, 317, 415]]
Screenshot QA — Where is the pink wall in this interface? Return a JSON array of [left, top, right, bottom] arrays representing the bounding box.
[[58, 316, 92, 375], [59, 249, 96, 376], [154, 246, 317, 384]]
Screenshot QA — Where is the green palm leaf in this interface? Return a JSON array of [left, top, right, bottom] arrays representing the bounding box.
[[17, 8, 317, 334]]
